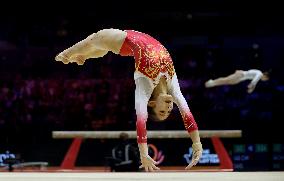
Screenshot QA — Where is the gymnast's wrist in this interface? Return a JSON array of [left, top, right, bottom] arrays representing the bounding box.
[[138, 143, 149, 156], [192, 142, 203, 151]]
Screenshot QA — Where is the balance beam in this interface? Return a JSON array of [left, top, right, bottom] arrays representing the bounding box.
[[52, 130, 242, 170], [52, 130, 242, 139]]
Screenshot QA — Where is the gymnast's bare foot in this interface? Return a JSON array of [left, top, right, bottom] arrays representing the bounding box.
[[55, 53, 70, 64], [55, 53, 86, 65], [205, 79, 215, 88]]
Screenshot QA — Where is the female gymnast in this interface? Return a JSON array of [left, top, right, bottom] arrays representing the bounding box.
[[55, 29, 203, 171], [205, 69, 269, 93]]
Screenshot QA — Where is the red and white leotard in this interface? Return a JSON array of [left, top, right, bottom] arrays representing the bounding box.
[[119, 30, 198, 143]]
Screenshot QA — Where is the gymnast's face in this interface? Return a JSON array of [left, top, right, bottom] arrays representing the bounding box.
[[148, 94, 174, 121], [261, 73, 269, 81]]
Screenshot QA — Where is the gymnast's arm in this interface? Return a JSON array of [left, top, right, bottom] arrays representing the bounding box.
[[134, 77, 160, 172], [247, 70, 263, 93], [168, 74, 203, 169]]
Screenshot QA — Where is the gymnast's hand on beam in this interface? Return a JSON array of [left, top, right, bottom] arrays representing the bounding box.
[[185, 142, 203, 170]]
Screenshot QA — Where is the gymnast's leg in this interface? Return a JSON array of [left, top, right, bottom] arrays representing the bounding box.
[[55, 28, 127, 65], [205, 70, 244, 88]]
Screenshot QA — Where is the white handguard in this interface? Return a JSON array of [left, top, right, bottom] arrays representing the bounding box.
[[138, 143, 160, 172], [185, 142, 203, 170]]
